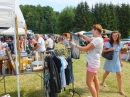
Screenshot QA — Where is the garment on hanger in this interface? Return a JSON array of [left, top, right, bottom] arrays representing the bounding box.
[[45, 56, 61, 97], [70, 33, 80, 59], [58, 56, 68, 88], [44, 50, 75, 97], [65, 56, 74, 85], [52, 55, 62, 80]]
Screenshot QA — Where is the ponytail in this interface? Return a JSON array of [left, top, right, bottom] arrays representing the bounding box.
[[102, 29, 106, 34]]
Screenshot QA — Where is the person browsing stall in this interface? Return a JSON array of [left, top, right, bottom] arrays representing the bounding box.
[[19, 36, 24, 51], [33, 34, 46, 53], [100, 31, 127, 97], [45, 35, 54, 51], [30, 36, 37, 47], [70, 24, 104, 97]]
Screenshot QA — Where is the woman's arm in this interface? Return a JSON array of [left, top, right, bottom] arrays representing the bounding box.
[[33, 43, 40, 50], [76, 43, 95, 52], [102, 46, 115, 53], [119, 50, 123, 67], [78, 32, 92, 42], [70, 41, 95, 52]]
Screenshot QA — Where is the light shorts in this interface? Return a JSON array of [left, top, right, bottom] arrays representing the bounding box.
[[87, 65, 98, 73]]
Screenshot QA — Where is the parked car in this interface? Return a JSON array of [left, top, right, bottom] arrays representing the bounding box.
[[120, 38, 130, 45]]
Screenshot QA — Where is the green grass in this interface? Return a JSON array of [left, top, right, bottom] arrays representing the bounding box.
[[0, 43, 130, 97]]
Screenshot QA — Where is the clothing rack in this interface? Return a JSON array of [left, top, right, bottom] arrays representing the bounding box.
[[54, 48, 81, 97], [69, 82, 81, 97], [42, 49, 81, 97]]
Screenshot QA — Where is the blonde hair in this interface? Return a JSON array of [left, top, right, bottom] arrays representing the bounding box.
[[92, 24, 107, 35], [102, 29, 106, 34], [92, 24, 103, 33]]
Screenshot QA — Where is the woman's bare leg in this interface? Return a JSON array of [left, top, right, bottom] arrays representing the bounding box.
[[93, 73, 99, 97], [86, 70, 97, 97], [101, 70, 110, 86]]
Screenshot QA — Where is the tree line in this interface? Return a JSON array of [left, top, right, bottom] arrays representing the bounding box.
[[20, 2, 130, 38]]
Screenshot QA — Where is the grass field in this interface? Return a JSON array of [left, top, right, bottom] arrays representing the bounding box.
[[0, 43, 130, 97]]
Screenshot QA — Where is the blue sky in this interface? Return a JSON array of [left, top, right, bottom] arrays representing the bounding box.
[[18, 0, 130, 11]]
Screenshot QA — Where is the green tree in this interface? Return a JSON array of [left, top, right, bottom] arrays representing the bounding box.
[[20, 3, 130, 37], [93, 3, 101, 24], [74, 2, 94, 31], [108, 3, 119, 30], [20, 5, 59, 34], [116, 4, 130, 38], [93, 3, 118, 31], [58, 6, 75, 34]]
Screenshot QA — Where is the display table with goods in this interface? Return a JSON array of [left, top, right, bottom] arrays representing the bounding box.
[[0, 50, 44, 95], [19, 51, 44, 73], [0, 51, 44, 75], [0, 48, 81, 97]]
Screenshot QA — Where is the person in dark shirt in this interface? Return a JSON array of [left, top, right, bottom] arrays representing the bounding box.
[[26, 40, 31, 54], [7, 37, 14, 54]]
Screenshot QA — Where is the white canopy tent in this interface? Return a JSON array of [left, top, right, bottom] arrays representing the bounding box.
[[0, 0, 26, 97], [0, 0, 25, 27], [0, 27, 27, 35], [0, 29, 6, 32]]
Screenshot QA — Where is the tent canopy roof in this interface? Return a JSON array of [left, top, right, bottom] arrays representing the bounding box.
[[0, 27, 27, 35], [0, 0, 25, 27]]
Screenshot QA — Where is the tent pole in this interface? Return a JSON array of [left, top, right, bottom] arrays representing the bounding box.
[[24, 25, 28, 51], [14, 14, 20, 97], [13, 0, 20, 97]]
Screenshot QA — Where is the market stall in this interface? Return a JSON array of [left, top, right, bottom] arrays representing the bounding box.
[[0, 0, 27, 97], [0, 1, 80, 97], [0, 0, 47, 95]]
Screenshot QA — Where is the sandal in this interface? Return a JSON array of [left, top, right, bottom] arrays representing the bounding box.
[[118, 91, 127, 97], [100, 82, 107, 87]]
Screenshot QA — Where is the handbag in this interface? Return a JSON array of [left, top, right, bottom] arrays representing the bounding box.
[[102, 43, 114, 60], [102, 51, 114, 60]]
